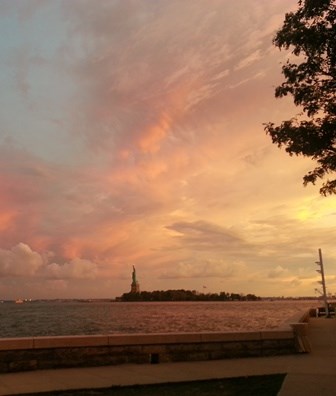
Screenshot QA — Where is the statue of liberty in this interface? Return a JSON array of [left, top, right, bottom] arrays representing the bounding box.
[[131, 266, 140, 293]]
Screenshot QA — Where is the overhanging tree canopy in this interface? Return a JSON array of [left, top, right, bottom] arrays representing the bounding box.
[[264, 0, 336, 195]]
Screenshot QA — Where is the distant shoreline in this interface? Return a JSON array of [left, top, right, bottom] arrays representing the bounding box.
[[1, 296, 321, 304]]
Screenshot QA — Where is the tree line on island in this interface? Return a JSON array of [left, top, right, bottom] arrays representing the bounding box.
[[119, 289, 261, 302]]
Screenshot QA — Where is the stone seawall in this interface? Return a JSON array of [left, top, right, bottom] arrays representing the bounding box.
[[0, 310, 311, 373]]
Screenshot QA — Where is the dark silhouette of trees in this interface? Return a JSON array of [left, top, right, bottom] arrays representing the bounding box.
[[119, 289, 260, 302], [264, 0, 336, 195]]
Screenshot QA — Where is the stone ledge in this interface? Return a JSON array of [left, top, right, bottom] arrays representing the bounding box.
[[200, 331, 261, 342], [108, 333, 203, 346], [260, 330, 293, 340], [0, 330, 299, 373], [0, 329, 296, 351], [0, 338, 34, 351], [33, 335, 109, 349], [282, 309, 311, 325]]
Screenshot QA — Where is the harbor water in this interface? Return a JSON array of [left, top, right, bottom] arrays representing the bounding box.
[[0, 300, 318, 338]]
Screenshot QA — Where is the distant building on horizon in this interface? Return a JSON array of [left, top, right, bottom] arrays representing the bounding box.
[[130, 265, 140, 293]]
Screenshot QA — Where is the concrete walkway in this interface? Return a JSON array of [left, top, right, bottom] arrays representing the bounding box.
[[0, 317, 335, 395], [279, 317, 336, 395]]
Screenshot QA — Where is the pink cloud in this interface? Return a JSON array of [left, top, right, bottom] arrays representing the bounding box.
[[1, 0, 335, 299], [44, 258, 97, 280], [137, 114, 171, 153]]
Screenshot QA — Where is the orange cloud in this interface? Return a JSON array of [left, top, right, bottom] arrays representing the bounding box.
[[137, 114, 171, 153], [0, 211, 17, 232], [1, 0, 335, 300]]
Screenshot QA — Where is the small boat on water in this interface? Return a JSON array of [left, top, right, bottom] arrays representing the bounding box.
[[15, 299, 24, 304]]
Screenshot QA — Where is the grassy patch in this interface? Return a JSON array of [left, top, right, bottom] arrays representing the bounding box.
[[27, 374, 286, 396]]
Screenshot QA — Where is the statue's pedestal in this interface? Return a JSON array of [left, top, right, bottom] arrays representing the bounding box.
[[131, 281, 140, 293]]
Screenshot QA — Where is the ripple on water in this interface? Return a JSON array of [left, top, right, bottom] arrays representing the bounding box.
[[0, 300, 319, 338]]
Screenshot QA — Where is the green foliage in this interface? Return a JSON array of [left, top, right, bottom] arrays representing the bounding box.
[[264, 0, 336, 195], [119, 289, 260, 302]]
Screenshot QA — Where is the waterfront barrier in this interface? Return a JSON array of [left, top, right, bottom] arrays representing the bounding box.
[[0, 309, 312, 373], [280, 309, 312, 353]]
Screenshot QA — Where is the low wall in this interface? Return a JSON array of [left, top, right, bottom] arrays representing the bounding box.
[[0, 322, 308, 373], [279, 309, 311, 353]]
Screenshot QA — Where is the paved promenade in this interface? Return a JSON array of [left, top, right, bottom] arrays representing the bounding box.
[[0, 317, 335, 395], [279, 316, 336, 395]]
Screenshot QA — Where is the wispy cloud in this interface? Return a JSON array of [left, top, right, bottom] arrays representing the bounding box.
[[0, 0, 334, 299]]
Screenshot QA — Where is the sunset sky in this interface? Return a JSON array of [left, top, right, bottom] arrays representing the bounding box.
[[0, 0, 335, 300]]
